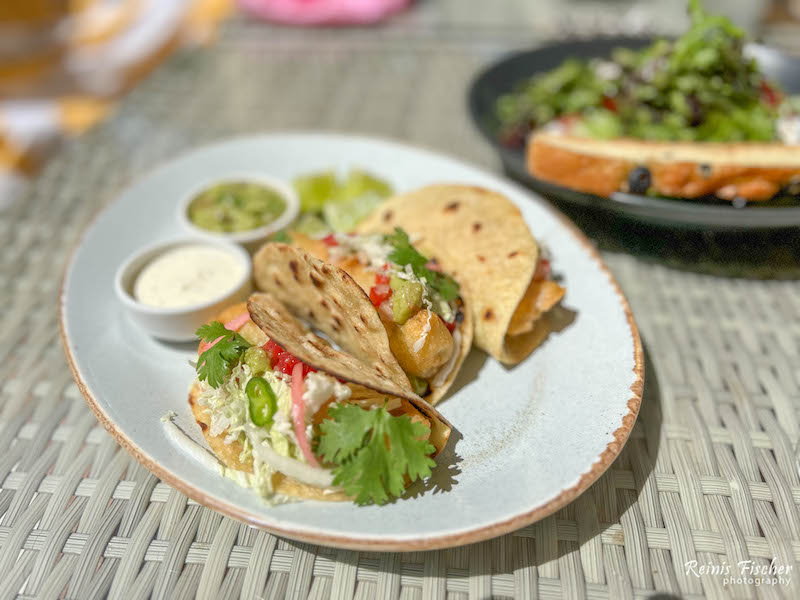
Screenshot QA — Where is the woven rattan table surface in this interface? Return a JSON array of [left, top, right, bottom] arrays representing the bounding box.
[[3, 2, 800, 598]]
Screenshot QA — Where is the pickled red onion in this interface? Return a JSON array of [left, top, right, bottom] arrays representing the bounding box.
[[291, 362, 320, 467], [224, 311, 251, 331], [425, 260, 442, 272], [199, 336, 223, 355]]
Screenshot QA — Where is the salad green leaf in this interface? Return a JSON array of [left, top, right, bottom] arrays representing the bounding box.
[[495, 0, 790, 144], [196, 322, 251, 388], [317, 403, 435, 505]]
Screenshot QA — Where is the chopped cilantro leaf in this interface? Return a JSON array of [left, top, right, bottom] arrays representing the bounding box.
[[386, 228, 460, 302], [318, 403, 436, 505], [195, 322, 251, 388], [269, 229, 291, 243]]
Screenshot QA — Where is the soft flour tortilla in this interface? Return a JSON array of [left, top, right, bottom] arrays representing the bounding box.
[[189, 297, 452, 502], [188, 383, 351, 502], [357, 184, 564, 364], [252, 243, 472, 405], [247, 291, 451, 451], [190, 302, 349, 501]]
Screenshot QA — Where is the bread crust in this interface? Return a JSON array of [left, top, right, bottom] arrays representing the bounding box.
[[527, 133, 800, 201]]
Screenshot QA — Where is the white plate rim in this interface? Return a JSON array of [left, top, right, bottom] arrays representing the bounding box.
[[58, 132, 644, 551]]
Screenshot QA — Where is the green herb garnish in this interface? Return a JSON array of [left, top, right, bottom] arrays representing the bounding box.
[[386, 228, 460, 302], [195, 322, 251, 388], [318, 403, 436, 505], [269, 230, 292, 243]]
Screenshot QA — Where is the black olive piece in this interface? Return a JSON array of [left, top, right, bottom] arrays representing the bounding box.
[[698, 163, 712, 177], [627, 166, 651, 194], [687, 95, 704, 127], [455, 310, 464, 323]]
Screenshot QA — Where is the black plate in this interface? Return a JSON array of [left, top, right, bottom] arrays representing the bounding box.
[[468, 37, 800, 230]]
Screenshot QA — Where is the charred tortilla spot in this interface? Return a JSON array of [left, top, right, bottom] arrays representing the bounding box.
[[484, 308, 494, 321], [359, 314, 368, 324], [321, 265, 331, 275], [320, 298, 329, 310], [444, 201, 459, 213], [273, 275, 282, 286], [332, 297, 343, 309], [472, 222, 482, 233], [508, 250, 519, 258], [333, 315, 342, 329], [199, 422, 208, 431], [289, 260, 300, 281], [308, 309, 315, 320], [477, 255, 486, 262], [382, 210, 393, 222], [188, 396, 194, 406], [310, 273, 323, 288]]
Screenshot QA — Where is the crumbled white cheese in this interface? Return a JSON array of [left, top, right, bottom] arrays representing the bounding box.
[[272, 411, 293, 436], [302, 371, 352, 419], [594, 60, 621, 81], [330, 233, 392, 269], [777, 114, 800, 145]]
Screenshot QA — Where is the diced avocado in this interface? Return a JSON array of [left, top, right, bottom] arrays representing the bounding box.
[[390, 274, 423, 325], [408, 374, 429, 397]]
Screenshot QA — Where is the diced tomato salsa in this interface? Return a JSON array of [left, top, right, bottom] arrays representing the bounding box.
[[322, 234, 338, 246], [264, 339, 316, 376], [760, 80, 782, 107], [439, 315, 457, 333], [369, 272, 392, 307], [602, 96, 617, 112]]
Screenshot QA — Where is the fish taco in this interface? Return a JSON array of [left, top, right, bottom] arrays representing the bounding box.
[[357, 184, 566, 364], [254, 238, 473, 404], [187, 293, 451, 506]]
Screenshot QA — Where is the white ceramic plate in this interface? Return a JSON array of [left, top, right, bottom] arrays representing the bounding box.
[[60, 133, 643, 551]]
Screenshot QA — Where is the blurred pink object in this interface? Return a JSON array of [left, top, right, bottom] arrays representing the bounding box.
[[238, 0, 411, 25]]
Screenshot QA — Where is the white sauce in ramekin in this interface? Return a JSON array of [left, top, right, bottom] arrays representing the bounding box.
[[134, 244, 245, 308]]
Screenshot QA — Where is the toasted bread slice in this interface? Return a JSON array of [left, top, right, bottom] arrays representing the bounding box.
[[527, 131, 800, 201]]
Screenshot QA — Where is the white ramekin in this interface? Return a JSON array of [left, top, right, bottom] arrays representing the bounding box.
[[114, 237, 253, 341]]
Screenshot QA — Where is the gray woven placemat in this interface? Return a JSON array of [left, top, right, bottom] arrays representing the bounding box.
[[3, 3, 800, 598]]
